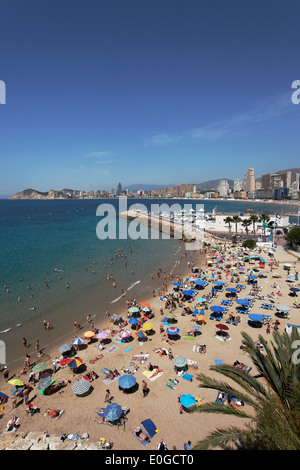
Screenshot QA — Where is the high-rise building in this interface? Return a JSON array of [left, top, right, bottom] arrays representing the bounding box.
[[216, 180, 229, 197], [243, 168, 255, 193], [233, 179, 243, 192], [117, 182, 122, 195]]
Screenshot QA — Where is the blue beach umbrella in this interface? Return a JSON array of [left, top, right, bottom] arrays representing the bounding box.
[[226, 288, 236, 293], [210, 306, 226, 313], [118, 374, 136, 390], [197, 297, 206, 303], [276, 305, 290, 312], [193, 325, 201, 330], [236, 299, 251, 306], [248, 275, 258, 280], [180, 394, 196, 408], [290, 287, 300, 293], [182, 290, 197, 297], [194, 280, 207, 287], [104, 402, 123, 421], [72, 337, 85, 346], [213, 281, 224, 286], [248, 313, 264, 322], [173, 282, 182, 287], [128, 317, 138, 325]]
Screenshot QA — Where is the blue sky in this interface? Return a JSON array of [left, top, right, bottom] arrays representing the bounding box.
[[0, 0, 300, 195]]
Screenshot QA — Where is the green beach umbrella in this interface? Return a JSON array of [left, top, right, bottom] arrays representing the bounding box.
[[128, 307, 139, 313], [32, 362, 48, 373]]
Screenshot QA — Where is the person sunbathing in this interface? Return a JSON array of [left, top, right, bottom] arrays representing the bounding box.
[[45, 408, 62, 418], [132, 427, 149, 442], [6, 416, 20, 431]]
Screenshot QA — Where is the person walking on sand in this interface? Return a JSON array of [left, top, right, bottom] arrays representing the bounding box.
[[22, 338, 27, 350], [142, 380, 149, 398]]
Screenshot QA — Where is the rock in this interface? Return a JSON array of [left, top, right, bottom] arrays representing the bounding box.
[[5, 437, 32, 451]]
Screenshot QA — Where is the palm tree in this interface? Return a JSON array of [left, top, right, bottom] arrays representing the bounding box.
[[241, 218, 252, 235], [224, 216, 233, 234], [192, 329, 300, 450], [249, 214, 259, 235], [259, 213, 270, 236], [231, 215, 242, 234]]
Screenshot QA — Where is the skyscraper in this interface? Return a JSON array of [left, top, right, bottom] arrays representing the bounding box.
[[117, 182, 122, 195], [244, 168, 255, 193]]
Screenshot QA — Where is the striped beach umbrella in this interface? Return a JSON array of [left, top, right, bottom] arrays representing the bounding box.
[[72, 378, 92, 396], [167, 326, 179, 335], [119, 329, 132, 338], [68, 357, 83, 369], [72, 337, 85, 346], [32, 362, 48, 373], [141, 306, 151, 312], [136, 331, 147, 339], [173, 356, 187, 368]]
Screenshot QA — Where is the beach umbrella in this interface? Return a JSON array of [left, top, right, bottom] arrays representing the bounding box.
[[84, 331, 94, 338], [104, 402, 123, 421], [236, 299, 251, 306], [173, 356, 187, 368], [111, 314, 121, 321], [210, 306, 226, 313], [96, 331, 109, 339], [8, 379, 24, 387], [128, 317, 139, 325], [165, 312, 177, 319], [276, 305, 291, 312], [213, 281, 224, 286], [136, 331, 147, 339], [72, 378, 92, 396], [118, 374, 136, 390], [38, 377, 55, 392], [167, 326, 179, 336], [142, 322, 154, 331], [119, 329, 132, 338], [67, 357, 83, 369], [173, 282, 182, 287], [58, 343, 73, 353], [180, 394, 197, 408], [290, 287, 300, 293], [193, 325, 202, 330], [194, 280, 207, 287], [72, 337, 85, 346], [128, 307, 139, 315], [248, 313, 264, 322], [226, 288, 236, 293], [248, 275, 258, 280], [216, 324, 229, 331], [196, 297, 206, 303], [140, 302, 151, 308], [141, 306, 151, 312], [32, 362, 48, 373]]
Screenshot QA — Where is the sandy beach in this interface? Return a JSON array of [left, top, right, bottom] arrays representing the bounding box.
[[0, 234, 299, 451]]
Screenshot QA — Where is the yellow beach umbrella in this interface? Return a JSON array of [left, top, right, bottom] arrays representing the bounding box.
[[142, 323, 154, 331], [84, 331, 95, 338], [8, 379, 24, 386]]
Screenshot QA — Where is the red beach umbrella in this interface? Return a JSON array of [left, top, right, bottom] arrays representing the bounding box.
[[215, 324, 229, 331]]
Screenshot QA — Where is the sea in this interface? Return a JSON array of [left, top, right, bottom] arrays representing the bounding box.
[[0, 197, 298, 371]]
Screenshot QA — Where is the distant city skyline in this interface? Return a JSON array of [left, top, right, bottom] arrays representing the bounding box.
[[1, 1, 300, 196]]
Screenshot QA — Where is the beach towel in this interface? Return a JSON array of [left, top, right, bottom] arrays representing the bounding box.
[[107, 345, 118, 354], [124, 347, 133, 353], [132, 427, 151, 445], [182, 373, 193, 382], [100, 368, 110, 375], [141, 419, 159, 438], [142, 369, 164, 381]]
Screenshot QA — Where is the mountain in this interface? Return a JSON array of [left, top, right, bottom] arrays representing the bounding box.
[[9, 189, 68, 200]]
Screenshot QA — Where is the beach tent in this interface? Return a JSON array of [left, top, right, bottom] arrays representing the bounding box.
[[118, 374, 136, 390], [180, 394, 197, 409]]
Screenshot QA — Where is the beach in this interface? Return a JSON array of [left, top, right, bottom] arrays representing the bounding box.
[[0, 234, 299, 451]]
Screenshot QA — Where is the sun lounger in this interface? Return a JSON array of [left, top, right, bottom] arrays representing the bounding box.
[[260, 303, 274, 310]]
